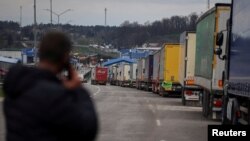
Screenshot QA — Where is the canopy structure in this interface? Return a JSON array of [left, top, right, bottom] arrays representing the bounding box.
[[103, 58, 135, 67]]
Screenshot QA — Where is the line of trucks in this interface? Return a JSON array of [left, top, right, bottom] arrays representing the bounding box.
[[91, 0, 250, 125]]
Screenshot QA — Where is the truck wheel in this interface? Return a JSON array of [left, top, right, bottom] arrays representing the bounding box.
[[202, 90, 210, 118], [145, 84, 149, 91], [182, 88, 186, 106], [152, 84, 155, 93], [222, 96, 230, 124], [231, 98, 239, 125]]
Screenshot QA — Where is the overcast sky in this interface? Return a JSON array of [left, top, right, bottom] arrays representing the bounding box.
[[0, 0, 231, 26]]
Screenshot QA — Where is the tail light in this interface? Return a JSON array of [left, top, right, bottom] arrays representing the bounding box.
[[236, 111, 241, 118], [213, 99, 222, 107], [218, 80, 223, 88], [185, 90, 193, 96]]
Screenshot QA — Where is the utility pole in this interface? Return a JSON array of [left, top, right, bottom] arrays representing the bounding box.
[[20, 6, 22, 27], [208, 0, 210, 10], [34, 0, 37, 63], [44, 9, 72, 25], [50, 0, 53, 25], [105, 8, 107, 26], [20, 5, 22, 41]]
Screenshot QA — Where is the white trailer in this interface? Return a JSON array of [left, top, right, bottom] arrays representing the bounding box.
[[129, 62, 137, 87], [119, 62, 131, 87], [179, 31, 202, 105]]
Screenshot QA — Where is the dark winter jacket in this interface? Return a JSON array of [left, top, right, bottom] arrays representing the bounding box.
[[3, 65, 98, 141]]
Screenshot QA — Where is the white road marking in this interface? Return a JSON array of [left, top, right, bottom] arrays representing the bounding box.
[[94, 86, 101, 95], [148, 104, 154, 109], [156, 105, 202, 112], [148, 104, 156, 113], [156, 119, 161, 126], [98, 91, 150, 94]]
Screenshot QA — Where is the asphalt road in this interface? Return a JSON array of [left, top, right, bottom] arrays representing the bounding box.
[[0, 84, 219, 141], [85, 84, 219, 141]]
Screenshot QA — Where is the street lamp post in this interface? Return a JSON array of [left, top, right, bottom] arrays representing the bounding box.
[[44, 9, 72, 25]]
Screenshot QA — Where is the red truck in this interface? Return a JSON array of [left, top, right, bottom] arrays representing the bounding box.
[[91, 67, 108, 85]]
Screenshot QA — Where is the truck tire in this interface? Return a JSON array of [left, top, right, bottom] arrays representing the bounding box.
[[182, 88, 186, 106], [231, 98, 239, 125], [145, 83, 149, 91], [222, 96, 230, 125], [202, 90, 210, 118]]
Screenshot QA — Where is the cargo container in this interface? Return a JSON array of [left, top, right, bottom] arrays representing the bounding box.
[[152, 43, 182, 96], [109, 65, 119, 85], [152, 50, 161, 93], [91, 67, 108, 85], [118, 62, 131, 87], [129, 62, 137, 87], [215, 0, 250, 124], [136, 58, 145, 89], [143, 55, 154, 91], [135, 55, 154, 91], [194, 4, 231, 119], [179, 32, 203, 105]]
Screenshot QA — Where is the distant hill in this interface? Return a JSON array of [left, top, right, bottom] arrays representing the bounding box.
[[0, 12, 198, 49]]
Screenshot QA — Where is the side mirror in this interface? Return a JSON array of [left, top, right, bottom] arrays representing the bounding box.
[[214, 48, 222, 56], [216, 32, 224, 46]]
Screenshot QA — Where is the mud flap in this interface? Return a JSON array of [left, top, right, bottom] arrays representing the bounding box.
[[227, 99, 233, 121]]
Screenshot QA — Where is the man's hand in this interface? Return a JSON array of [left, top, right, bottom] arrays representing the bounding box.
[[62, 67, 81, 89]]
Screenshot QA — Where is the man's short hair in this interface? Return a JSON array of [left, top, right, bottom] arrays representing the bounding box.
[[38, 31, 72, 63]]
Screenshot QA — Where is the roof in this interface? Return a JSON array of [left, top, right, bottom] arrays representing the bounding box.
[[103, 58, 135, 66], [0, 56, 20, 64], [22, 48, 35, 57]]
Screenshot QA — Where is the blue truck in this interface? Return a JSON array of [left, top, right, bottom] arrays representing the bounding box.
[[215, 0, 250, 124]]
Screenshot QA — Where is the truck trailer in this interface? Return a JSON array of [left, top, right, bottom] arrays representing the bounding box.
[[109, 65, 119, 85], [153, 43, 182, 96], [136, 58, 146, 90], [91, 67, 108, 85], [152, 50, 161, 94], [215, 0, 250, 125], [179, 32, 203, 105], [129, 62, 137, 88], [194, 4, 231, 119], [144, 55, 154, 91], [118, 62, 131, 87]]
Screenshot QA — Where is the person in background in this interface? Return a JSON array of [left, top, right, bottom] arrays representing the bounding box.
[[3, 31, 98, 141]]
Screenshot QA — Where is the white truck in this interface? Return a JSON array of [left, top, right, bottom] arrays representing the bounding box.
[[194, 4, 231, 119], [179, 31, 203, 105], [129, 62, 137, 88], [117, 62, 131, 87]]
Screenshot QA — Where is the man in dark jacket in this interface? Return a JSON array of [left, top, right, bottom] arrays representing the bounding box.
[[3, 32, 98, 141]]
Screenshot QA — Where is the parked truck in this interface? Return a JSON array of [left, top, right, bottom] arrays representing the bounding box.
[[91, 67, 108, 85], [129, 62, 137, 88], [109, 65, 119, 85], [194, 4, 231, 119], [152, 43, 182, 96], [152, 50, 161, 94], [144, 55, 154, 91], [179, 32, 203, 105], [136, 58, 146, 90], [118, 62, 131, 87], [214, 0, 250, 124]]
